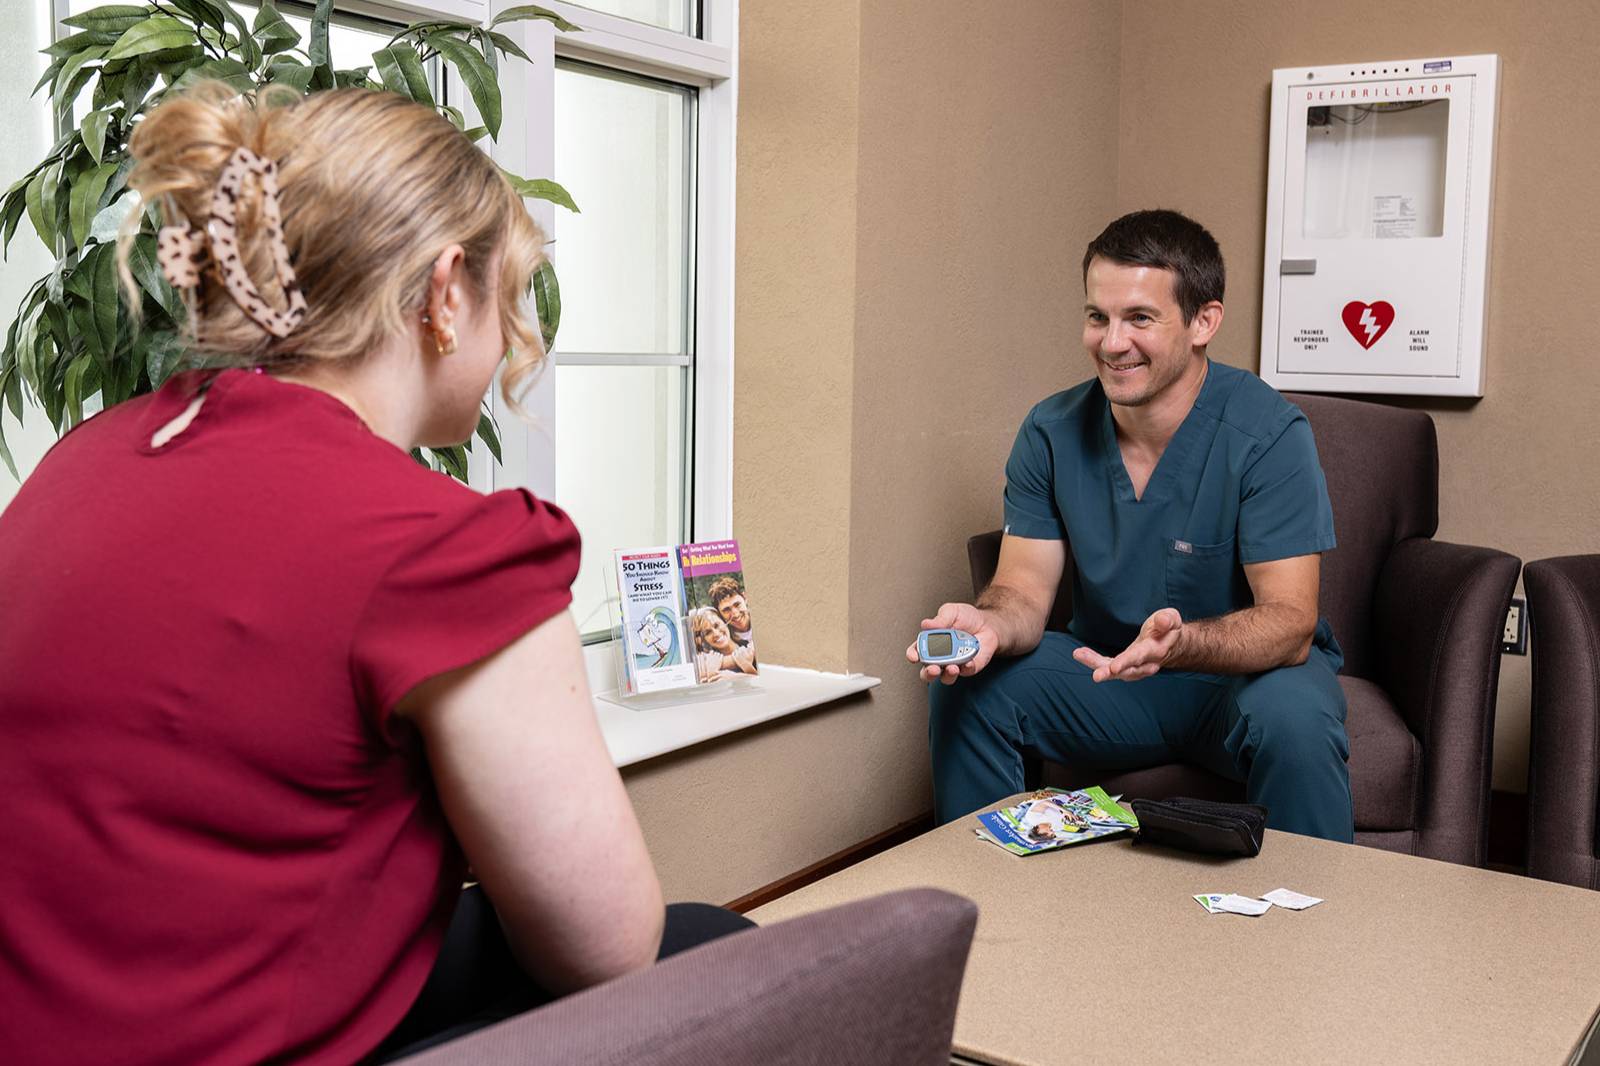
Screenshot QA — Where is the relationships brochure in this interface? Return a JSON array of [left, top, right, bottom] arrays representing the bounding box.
[[614, 539, 758, 697], [975, 787, 1139, 855]]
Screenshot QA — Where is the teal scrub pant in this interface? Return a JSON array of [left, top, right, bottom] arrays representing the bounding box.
[[928, 631, 1353, 842]]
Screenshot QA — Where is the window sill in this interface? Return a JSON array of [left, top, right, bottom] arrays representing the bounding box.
[[583, 642, 881, 768]]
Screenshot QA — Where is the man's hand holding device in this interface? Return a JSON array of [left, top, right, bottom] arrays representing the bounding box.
[[1072, 607, 1185, 682], [906, 603, 999, 685]]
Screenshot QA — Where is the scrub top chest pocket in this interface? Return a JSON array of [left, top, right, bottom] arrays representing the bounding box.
[[1164, 536, 1243, 621]]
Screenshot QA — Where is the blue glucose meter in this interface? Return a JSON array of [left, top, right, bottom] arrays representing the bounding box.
[[917, 628, 980, 667]]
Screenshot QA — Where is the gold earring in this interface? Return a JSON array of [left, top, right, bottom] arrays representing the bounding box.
[[434, 328, 457, 357]]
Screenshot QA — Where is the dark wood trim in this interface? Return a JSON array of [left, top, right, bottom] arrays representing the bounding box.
[[724, 811, 935, 913], [1488, 788, 1528, 872]]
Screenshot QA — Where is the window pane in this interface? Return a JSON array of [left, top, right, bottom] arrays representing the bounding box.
[[554, 63, 693, 355], [564, 0, 696, 36], [1303, 100, 1449, 240], [556, 365, 689, 638]]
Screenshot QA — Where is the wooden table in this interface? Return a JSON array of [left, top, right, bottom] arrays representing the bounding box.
[[751, 794, 1600, 1065]]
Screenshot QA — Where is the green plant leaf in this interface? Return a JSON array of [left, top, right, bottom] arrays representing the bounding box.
[[117, 61, 158, 115], [475, 408, 502, 464], [489, 5, 581, 33], [484, 30, 533, 64], [426, 32, 501, 139], [69, 162, 118, 249], [143, 328, 186, 386], [531, 259, 560, 350], [505, 173, 579, 213], [4, 359, 23, 421], [4, 359, 21, 421], [63, 5, 150, 33], [45, 30, 121, 59], [160, 0, 224, 35], [478, 30, 498, 78], [26, 162, 66, 253], [33, 56, 67, 97], [80, 108, 111, 164], [307, 0, 333, 75], [334, 66, 373, 89], [371, 44, 433, 107], [170, 57, 253, 93], [264, 55, 314, 92], [431, 444, 468, 481], [91, 241, 121, 361], [64, 353, 92, 428], [253, 0, 300, 55], [1, 184, 28, 253], [106, 16, 194, 61], [53, 46, 110, 118], [88, 192, 138, 244], [127, 232, 185, 321], [0, 369, 17, 479]]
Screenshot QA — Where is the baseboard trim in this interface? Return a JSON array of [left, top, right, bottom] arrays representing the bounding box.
[[724, 810, 935, 913]]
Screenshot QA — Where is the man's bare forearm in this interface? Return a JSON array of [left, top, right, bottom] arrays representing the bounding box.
[[974, 583, 1051, 656], [1165, 602, 1316, 675]]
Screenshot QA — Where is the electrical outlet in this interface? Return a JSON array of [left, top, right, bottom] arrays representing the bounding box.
[[1502, 597, 1527, 655]]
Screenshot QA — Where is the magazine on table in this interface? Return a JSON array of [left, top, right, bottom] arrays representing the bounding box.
[[975, 787, 1139, 855]]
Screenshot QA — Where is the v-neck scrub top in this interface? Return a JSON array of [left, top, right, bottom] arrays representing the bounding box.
[[1002, 361, 1338, 656]]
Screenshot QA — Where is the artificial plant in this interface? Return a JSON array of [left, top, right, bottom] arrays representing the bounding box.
[[0, 0, 578, 481]]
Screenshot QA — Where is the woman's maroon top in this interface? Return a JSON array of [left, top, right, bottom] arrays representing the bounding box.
[[0, 369, 580, 1063]]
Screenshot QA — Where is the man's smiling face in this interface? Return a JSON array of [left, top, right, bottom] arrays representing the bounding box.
[[1082, 258, 1204, 408]]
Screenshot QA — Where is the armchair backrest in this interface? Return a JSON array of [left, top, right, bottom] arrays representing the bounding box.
[[967, 391, 1440, 682], [1286, 393, 1439, 680]]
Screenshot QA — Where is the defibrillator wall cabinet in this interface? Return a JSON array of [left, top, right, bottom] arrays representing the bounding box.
[[1259, 54, 1499, 397]]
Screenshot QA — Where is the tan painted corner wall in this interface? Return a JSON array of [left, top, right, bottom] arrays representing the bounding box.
[[846, 1, 1123, 828], [630, 0, 1597, 904], [624, 0, 1122, 904], [1115, 0, 1600, 791]]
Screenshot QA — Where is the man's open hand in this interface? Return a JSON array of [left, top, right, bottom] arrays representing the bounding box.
[[1072, 607, 1184, 682], [905, 602, 1000, 685]]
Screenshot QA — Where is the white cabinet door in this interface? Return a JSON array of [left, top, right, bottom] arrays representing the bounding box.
[[1261, 55, 1499, 397]]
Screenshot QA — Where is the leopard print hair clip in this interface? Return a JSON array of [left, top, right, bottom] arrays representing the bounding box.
[[156, 146, 308, 339]]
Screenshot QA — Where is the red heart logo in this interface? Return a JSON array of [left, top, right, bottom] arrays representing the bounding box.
[[1341, 301, 1395, 350]]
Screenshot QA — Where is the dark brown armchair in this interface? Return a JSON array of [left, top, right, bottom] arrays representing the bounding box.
[[401, 888, 978, 1065], [967, 392, 1520, 866], [1525, 555, 1600, 888]]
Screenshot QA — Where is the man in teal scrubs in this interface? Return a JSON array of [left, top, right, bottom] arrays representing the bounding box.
[[914, 209, 1350, 841]]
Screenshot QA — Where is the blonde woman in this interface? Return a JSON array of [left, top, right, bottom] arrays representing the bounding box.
[[690, 605, 758, 678], [0, 85, 749, 1064]]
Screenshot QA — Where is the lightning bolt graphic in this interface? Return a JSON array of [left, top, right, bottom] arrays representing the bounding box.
[[1358, 307, 1379, 343]]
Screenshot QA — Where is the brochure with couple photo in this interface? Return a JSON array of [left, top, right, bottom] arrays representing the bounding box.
[[680, 540, 758, 683], [975, 787, 1139, 856], [614, 539, 759, 697]]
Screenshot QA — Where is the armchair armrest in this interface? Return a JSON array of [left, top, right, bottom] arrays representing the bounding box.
[[966, 529, 1075, 634], [400, 888, 978, 1066], [1372, 538, 1521, 866], [1524, 555, 1600, 888]]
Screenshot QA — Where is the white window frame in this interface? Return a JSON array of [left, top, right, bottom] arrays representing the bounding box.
[[52, 0, 735, 545], [362, 0, 737, 542]]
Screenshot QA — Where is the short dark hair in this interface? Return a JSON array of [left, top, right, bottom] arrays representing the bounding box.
[[707, 576, 744, 608], [1081, 209, 1225, 324]]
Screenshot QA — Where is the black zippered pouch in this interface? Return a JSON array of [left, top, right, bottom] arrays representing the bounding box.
[[1129, 797, 1268, 857]]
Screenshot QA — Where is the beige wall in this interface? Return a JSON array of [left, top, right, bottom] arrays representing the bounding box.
[[1115, 0, 1600, 790], [632, 0, 1596, 902], [625, 0, 1123, 904]]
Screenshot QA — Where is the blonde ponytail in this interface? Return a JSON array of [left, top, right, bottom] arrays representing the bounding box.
[[118, 83, 549, 407]]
